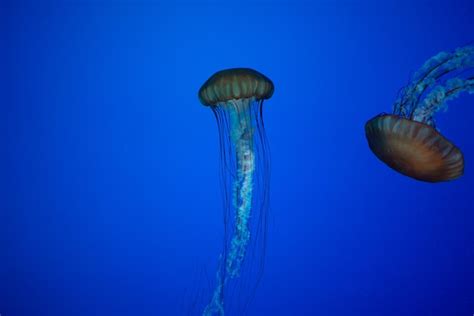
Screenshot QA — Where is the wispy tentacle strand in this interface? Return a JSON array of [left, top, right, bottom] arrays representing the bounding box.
[[413, 77, 474, 125], [393, 45, 474, 118]]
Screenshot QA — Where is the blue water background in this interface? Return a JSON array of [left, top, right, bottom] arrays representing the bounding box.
[[2, 1, 474, 315]]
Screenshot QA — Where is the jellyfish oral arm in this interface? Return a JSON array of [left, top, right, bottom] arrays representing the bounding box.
[[394, 45, 474, 120], [227, 134, 255, 278], [412, 78, 474, 124], [202, 270, 225, 316], [225, 99, 256, 279]]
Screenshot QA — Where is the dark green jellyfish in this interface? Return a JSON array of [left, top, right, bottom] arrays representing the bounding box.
[[366, 45, 474, 182], [198, 68, 274, 315]]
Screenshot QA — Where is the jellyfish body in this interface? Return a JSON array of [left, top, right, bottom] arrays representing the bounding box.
[[365, 45, 474, 182], [199, 68, 273, 315], [366, 114, 464, 182]]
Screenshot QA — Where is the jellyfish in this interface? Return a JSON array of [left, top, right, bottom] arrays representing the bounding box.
[[365, 45, 474, 182], [198, 68, 274, 315]]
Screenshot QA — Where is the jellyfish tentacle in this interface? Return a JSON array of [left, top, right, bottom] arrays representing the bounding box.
[[394, 51, 452, 116], [394, 46, 474, 117], [413, 77, 474, 125]]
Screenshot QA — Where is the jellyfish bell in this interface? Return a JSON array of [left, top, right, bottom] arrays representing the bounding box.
[[198, 68, 274, 106], [365, 114, 464, 182]]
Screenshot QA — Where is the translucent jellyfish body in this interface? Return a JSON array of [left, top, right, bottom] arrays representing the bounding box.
[[199, 68, 273, 315]]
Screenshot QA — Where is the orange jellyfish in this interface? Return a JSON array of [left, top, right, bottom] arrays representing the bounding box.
[[366, 45, 474, 182], [199, 68, 274, 315]]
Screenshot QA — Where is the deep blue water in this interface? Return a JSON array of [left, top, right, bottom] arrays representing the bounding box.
[[2, 1, 474, 315]]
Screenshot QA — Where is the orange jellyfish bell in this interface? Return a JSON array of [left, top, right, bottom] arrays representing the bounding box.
[[365, 114, 464, 182]]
